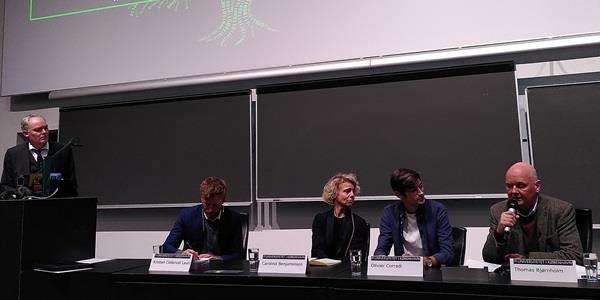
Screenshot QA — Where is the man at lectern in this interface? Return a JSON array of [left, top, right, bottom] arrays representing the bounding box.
[[162, 176, 244, 261], [0, 114, 78, 198], [482, 162, 583, 265]]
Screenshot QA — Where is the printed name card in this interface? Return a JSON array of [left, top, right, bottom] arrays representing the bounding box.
[[367, 255, 423, 277], [258, 254, 307, 274], [149, 253, 192, 272], [510, 258, 577, 282]]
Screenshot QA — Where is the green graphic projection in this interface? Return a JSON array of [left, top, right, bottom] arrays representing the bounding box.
[[30, 0, 277, 46], [129, 0, 277, 46], [128, 0, 190, 16], [6, 1, 600, 96], [30, 0, 158, 21], [197, 0, 277, 46]]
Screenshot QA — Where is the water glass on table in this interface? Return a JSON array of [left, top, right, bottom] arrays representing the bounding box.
[[349, 249, 362, 276], [583, 253, 598, 282], [248, 248, 260, 272]]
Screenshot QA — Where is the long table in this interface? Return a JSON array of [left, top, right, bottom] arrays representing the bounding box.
[[22, 259, 600, 300]]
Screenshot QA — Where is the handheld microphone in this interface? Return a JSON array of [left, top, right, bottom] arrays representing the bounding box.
[[503, 197, 518, 233]]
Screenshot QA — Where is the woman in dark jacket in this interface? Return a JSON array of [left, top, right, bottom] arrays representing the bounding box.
[[311, 173, 369, 261]]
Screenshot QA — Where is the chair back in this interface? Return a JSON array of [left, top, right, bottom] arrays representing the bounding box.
[[575, 208, 593, 253], [240, 212, 249, 255], [450, 226, 467, 266]]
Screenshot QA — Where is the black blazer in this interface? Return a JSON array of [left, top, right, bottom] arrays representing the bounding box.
[[311, 209, 369, 261], [0, 141, 78, 197]]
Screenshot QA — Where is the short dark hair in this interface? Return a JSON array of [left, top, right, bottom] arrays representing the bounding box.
[[390, 168, 421, 196]]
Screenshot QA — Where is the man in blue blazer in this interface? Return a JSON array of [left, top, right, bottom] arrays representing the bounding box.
[[374, 168, 454, 267], [0, 114, 77, 198], [162, 176, 244, 261]]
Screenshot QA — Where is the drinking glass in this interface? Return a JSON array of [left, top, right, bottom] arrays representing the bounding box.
[[583, 253, 598, 282], [248, 248, 260, 272], [349, 249, 362, 276]]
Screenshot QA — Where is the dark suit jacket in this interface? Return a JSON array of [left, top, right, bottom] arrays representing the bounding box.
[[482, 194, 583, 265], [163, 205, 244, 261], [311, 209, 370, 262], [374, 200, 455, 266], [0, 141, 78, 197]]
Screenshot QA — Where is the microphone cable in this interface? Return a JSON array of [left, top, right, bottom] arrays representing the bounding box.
[[25, 187, 59, 200], [344, 212, 356, 259]]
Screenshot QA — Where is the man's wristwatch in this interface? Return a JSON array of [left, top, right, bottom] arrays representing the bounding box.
[[426, 258, 433, 268]]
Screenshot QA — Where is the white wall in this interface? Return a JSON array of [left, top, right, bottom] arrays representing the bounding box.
[[96, 227, 490, 264], [516, 57, 600, 78]]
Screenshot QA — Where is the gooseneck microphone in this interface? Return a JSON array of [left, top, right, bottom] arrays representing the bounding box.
[[49, 137, 81, 159], [41, 137, 81, 197], [504, 197, 518, 234]]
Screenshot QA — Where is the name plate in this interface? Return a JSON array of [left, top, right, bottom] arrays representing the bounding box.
[[367, 255, 423, 277], [149, 253, 192, 272], [258, 254, 307, 274], [510, 258, 577, 282]]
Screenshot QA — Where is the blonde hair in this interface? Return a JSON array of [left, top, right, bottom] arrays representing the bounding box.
[[322, 173, 360, 205]]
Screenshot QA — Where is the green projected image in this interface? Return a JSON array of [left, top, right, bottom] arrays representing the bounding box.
[[129, 0, 278, 46], [198, 0, 278, 46], [29, 0, 277, 46], [128, 0, 191, 16], [29, 0, 159, 21]]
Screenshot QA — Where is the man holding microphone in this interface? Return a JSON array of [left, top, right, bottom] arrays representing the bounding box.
[[482, 162, 582, 265]]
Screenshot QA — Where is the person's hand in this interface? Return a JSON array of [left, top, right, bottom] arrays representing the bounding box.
[[402, 251, 414, 257], [503, 253, 526, 264], [423, 256, 437, 268], [182, 248, 199, 260], [495, 210, 519, 235], [197, 253, 222, 261]]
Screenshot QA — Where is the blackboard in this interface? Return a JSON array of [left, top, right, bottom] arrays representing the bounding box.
[[59, 93, 252, 206], [257, 64, 522, 200], [527, 82, 600, 223]]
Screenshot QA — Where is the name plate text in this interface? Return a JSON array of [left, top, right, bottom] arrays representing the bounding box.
[[510, 258, 577, 282], [149, 253, 192, 272], [367, 255, 423, 277], [259, 254, 307, 274]]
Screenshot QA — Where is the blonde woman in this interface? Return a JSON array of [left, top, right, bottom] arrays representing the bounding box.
[[311, 173, 369, 261]]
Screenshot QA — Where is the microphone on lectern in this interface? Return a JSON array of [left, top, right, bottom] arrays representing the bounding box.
[[42, 137, 81, 197]]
